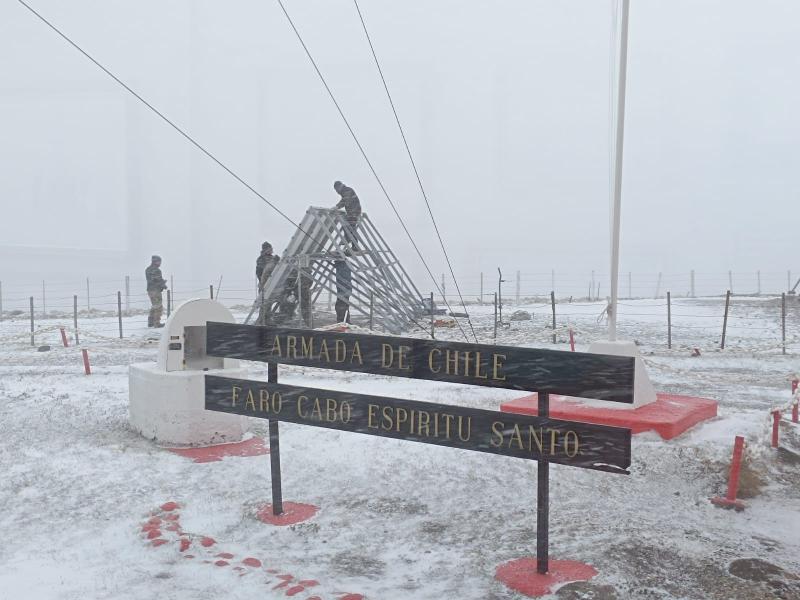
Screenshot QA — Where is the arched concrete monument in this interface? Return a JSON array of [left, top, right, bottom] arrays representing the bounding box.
[[129, 299, 248, 446]]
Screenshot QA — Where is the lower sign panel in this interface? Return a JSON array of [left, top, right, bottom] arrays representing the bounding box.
[[205, 375, 631, 474]]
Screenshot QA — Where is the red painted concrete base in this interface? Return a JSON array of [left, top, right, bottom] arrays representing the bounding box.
[[501, 393, 717, 440], [168, 437, 269, 463], [495, 558, 598, 597], [710, 496, 746, 511], [256, 502, 319, 526]]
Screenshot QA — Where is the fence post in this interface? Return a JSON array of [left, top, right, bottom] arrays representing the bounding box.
[[73, 294, 80, 345], [479, 272, 484, 304], [710, 436, 746, 510], [430, 292, 435, 339], [690, 270, 695, 298], [441, 274, 446, 300], [125, 275, 130, 315], [515, 270, 520, 304], [781, 292, 786, 355], [667, 291, 672, 349], [166, 289, 172, 318], [86, 277, 91, 313], [756, 271, 761, 296], [369, 291, 374, 331], [771, 410, 781, 448], [550, 291, 556, 344], [493, 292, 498, 340], [170, 275, 174, 300], [591, 270, 595, 300], [721, 290, 731, 349], [117, 291, 123, 339], [209, 285, 214, 300], [29, 296, 35, 346]]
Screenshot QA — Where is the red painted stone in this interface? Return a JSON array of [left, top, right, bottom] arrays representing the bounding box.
[[179, 539, 191, 552], [167, 437, 269, 463], [501, 393, 718, 440], [161, 501, 179, 512], [286, 585, 306, 596], [166, 524, 181, 532], [147, 517, 162, 526], [215, 560, 229, 567], [338, 595, 364, 600], [151, 539, 169, 547], [217, 552, 234, 559], [307, 597, 322, 600], [242, 557, 262, 568], [146, 529, 162, 540], [142, 524, 159, 533], [256, 502, 319, 526], [298, 580, 319, 587], [200, 537, 216, 547], [495, 558, 597, 597], [164, 514, 180, 522]]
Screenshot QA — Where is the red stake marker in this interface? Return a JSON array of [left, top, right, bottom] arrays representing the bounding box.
[[771, 410, 781, 448], [82, 349, 91, 375], [792, 379, 798, 394], [710, 435, 746, 511], [792, 401, 798, 424], [569, 328, 575, 352], [59, 327, 69, 347]]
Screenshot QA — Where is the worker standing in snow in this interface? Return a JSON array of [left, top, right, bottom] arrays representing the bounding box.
[[145, 255, 167, 328], [257, 242, 280, 325], [333, 180, 361, 250]]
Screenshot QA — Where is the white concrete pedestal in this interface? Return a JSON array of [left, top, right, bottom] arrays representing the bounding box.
[[574, 340, 657, 409], [128, 298, 248, 446]]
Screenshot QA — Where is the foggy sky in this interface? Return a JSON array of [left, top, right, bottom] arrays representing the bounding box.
[[1, 1, 798, 296]]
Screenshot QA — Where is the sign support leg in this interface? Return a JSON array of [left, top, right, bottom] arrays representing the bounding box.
[[268, 362, 283, 515], [536, 391, 550, 574]]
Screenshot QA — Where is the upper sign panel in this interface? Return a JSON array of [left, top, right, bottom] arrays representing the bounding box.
[[206, 323, 635, 403]]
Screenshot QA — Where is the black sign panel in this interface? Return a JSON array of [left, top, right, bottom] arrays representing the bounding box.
[[206, 323, 635, 403], [205, 375, 632, 473]]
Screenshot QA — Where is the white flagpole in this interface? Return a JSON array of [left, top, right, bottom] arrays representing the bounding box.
[[609, 0, 630, 342]]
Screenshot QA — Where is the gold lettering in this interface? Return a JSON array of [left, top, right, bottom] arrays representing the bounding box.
[[231, 386, 241, 407], [301, 336, 314, 358], [395, 407, 409, 432], [474, 352, 488, 379], [398, 345, 411, 371], [457, 416, 471, 442], [259, 389, 269, 411], [287, 335, 297, 359], [319, 339, 331, 362], [381, 406, 394, 430], [340, 401, 352, 423], [335, 339, 346, 363], [381, 344, 393, 368], [490, 421, 504, 447], [311, 398, 322, 420], [548, 429, 558, 455], [528, 426, 544, 454], [428, 348, 441, 373], [492, 353, 507, 381], [270, 336, 282, 357], [244, 390, 256, 411], [445, 350, 458, 375], [462, 351, 472, 377], [418, 411, 430, 436], [368, 404, 379, 428], [434, 412, 440, 437], [271, 391, 282, 413], [326, 398, 337, 422], [443, 414, 455, 440], [351, 341, 363, 365], [297, 395, 309, 418], [565, 431, 580, 457], [509, 424, 524, 449]]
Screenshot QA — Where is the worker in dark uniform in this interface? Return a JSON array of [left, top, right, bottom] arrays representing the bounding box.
[[335, 259, 352, 324], [333, 181, 361, 250], [145, 255, 167, 328], [257, 242, 280, 325]]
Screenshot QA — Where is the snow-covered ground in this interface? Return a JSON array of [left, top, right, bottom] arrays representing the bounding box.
[[1, 296, 799, 599]]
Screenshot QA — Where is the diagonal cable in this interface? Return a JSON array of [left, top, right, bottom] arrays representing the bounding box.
[[275, 0, 471, 343], [352, 0, 478, 343], [15, 0, 330, 250]]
